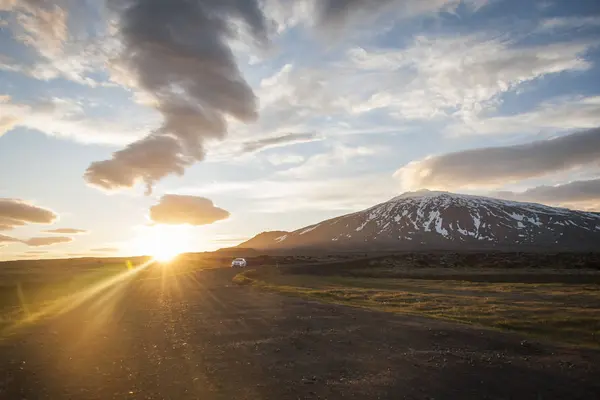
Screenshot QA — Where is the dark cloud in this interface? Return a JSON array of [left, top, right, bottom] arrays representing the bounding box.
[[241, 132, 318, 153], [85, 0, 269, 194], [316, 0, 395, 29], [314, 0, 475, 32], [0, 198, 58, 230], [42, 228, 87, 234], [90, 247, 119, 252], [85, 134, 191, 194], [494, 179, 600, 211], [395, 127, 600, 190], [150, 195, 230, 226], [24, 236, 73, 247]]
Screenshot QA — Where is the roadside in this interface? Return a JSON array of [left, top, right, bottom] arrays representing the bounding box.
[[234, 266, 600, 348]]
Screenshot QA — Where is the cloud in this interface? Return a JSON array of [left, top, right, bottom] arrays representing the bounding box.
[[315, 0, 396, 31], [241, 132, 318, 153], [262, 0, 486, 35], [539, 16, 600, 32], [188, 174, 397, 212], [261, 0, 315, 33], [0, 234, 20, 244], [204, 60, 370, 162], [42, 228, 87, 234], [252, 175, 397, 212], [279, 143, 381, 179], [229, 29, 595, 149], [0, 198, 58, 230], [204, 58, 403, 160], [256, 63, 354, 125], [2, 0, 68, 58], [0, 1, 126, 87], [348, 35, 594, 122], [449, 96, 600, 136], [25, 250, 48, 254], [0, 95, 153, 145], [265, 153, 305, 166], [0, 95, 21, 136], [0, 217, 25, 231], [84, 0, 269, 194], [394, 127, 600, 190], [24, 236, 73, 247], [315, 0, 487, 33], [149, 195, 230, 226], [494, 179, 600, 212], [90, 247, 119, 252], [85, 136, 188, 194]]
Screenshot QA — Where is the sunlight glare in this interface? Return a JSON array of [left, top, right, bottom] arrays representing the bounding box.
[[132, 225, 192, 262]]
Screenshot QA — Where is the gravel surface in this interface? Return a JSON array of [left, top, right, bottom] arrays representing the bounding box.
[[1, 267, 599, 399]]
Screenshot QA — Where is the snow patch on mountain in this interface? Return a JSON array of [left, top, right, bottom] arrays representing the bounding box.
[[297, 224, 320, 235]]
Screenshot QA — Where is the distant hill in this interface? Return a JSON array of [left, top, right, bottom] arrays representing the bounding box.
[[237, 190, 600, 252], [214, 247, 261, 257]]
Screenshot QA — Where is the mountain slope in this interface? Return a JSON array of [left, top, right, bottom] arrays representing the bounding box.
[[238, 190, 600, 251]]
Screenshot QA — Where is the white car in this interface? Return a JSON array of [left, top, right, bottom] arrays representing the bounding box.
[[231, 258, 247, 268]]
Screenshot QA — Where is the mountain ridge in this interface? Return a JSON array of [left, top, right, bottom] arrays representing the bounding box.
[[237, 191, 600, 252]]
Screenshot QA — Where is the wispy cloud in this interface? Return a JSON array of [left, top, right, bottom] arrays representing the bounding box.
[[42, 228, 87, 234], [90, 247, 119, 253], [188, 174, 397, 213], [538, 16, 600, 32], [0, 96, 154, 145], [0, 0, 113, 86], [254, 175, 398, 212], [347, 35, 594, 122], [449, 96, 600, 136], [279, 143, 382, 179], [241, 132, 319, 153], [0, 233, 20, 244], [23, 236, 73, 247], [5, 0, 68, 58], [265, 153, 305, 166]]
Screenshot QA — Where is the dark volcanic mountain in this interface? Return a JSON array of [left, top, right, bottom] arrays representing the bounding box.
[[239, 190, 600, 251]]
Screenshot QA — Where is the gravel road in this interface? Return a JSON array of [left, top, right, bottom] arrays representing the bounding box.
[[1, 267, 599, 399]]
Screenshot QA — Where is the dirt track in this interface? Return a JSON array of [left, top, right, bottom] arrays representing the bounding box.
[[1, 267, 599, 399]]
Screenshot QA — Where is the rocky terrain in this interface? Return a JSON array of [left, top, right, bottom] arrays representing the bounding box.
[[2, 268, 599, 399]]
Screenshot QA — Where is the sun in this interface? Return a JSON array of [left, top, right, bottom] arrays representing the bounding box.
[[152, 246, 181, 262], [131, 225, 192, 263]]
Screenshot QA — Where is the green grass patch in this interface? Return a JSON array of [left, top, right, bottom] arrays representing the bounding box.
[[234, 267, 600, 348]]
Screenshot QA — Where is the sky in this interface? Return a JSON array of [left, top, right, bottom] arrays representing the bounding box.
[[1, 0, 600, 261]]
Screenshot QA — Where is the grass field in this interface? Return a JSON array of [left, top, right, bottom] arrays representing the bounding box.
[[235, 263, 600, 348], [0, 257, 146, 330], [0, 253, 236, 332]]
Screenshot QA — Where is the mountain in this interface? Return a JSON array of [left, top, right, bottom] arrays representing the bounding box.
[[238, 190, 600, 251]]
